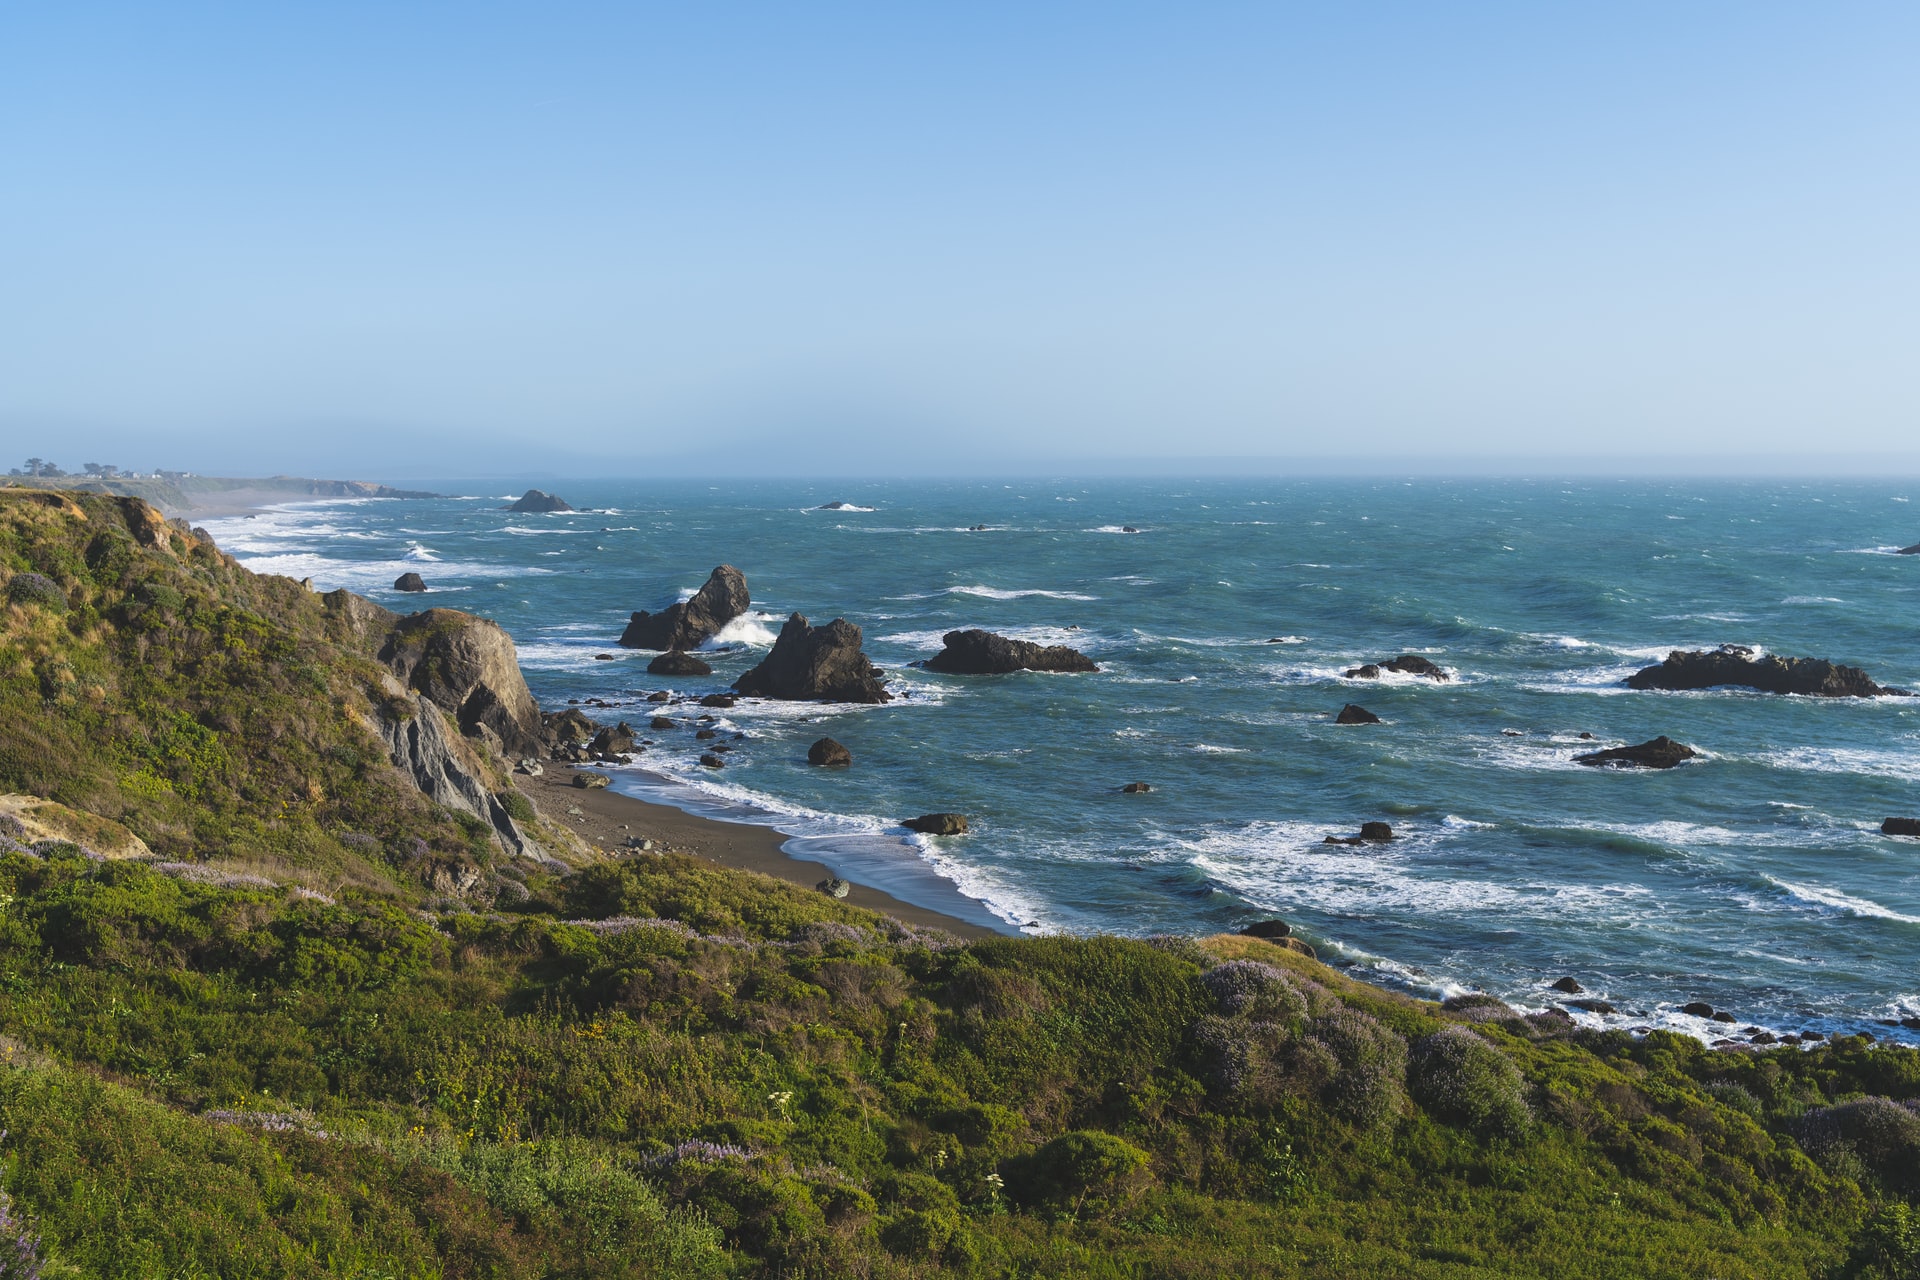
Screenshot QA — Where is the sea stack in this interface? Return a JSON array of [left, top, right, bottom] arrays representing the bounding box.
[[733, 613, 890, 703], [619, 566, 750, 651], [506, 489, 573, 513], [393, 572, 427, 592]]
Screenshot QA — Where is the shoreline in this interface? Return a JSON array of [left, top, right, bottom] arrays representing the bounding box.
[[526, 767, 1005, 940]]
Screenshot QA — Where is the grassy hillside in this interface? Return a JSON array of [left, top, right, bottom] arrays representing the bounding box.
[[1, 489, 1917, 1278]]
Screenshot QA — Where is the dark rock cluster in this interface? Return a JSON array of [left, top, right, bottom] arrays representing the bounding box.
[[1625, 645, 1905, 697], [924, 628, 1098, 675]]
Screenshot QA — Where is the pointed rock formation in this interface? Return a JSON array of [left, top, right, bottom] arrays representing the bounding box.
[[506, 489, 573, 513], [619, 565, 750, 651]]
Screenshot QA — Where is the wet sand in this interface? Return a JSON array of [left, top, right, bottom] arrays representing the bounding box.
[[526, 767, 1001, 939]]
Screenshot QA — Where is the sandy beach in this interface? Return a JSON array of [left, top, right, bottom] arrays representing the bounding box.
[[524, 766, 1002, 939]]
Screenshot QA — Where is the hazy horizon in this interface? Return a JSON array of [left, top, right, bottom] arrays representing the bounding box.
[[4, 3, 1916, 474]]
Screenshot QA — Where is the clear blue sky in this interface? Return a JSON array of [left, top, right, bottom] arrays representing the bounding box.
[[2, 2, 1916, 476]]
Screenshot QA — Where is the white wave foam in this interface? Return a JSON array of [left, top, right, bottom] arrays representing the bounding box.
[[1762, 745, 1920, 783], [704, 613, 781, 648], [228, 552, 547, 592], [502, 525, 582, 535], [1088, 526, 1144, 534], [1782, 596, 1845, 605], [404, 544, 440, 562], [945, 585, 1098, 601], [1190, 743, 1247, 754], [1768, 878, 1920, 925]]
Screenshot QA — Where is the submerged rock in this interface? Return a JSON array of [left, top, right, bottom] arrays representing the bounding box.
[[923, 628, 1099, 675], [393, 572, 427, 592], [620, 566, 751, 651], [647, 650, 712, 676], [807, 737, 852, 767], [734, 613, 890, 703], [1574, 735, 1699, 769], [904, 813, 969, 835], [1624, 645, 1905, 697], [1335, 703, 1381, 724], [1121, 781, 1153, 793], [506, 489, 573, 513], [1325, 821, 1395, 846], [1883, 817, 1920, 837], [1344, 655, 1450, 681]]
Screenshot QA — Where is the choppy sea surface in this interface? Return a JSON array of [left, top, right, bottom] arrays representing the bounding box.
[[200, 479, 1920, 1043]]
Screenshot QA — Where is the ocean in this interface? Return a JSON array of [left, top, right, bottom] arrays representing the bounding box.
[[198, 478, 1920, 1043]]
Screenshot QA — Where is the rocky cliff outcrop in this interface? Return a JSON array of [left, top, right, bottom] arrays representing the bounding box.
[[923, 629, 1099, 674], [733, 613, 890, 703], [372, 694, 540, 860], [1624, 645, 1906, 697], [377, 608, 547, 754], [506, 489, 573, 513], [619, 565, 750, 651]]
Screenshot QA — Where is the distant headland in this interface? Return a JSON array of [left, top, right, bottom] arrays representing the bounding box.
[[2, 458, 437, 518]]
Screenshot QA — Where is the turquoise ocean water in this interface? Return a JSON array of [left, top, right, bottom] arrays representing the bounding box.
[[200, 479, 1920, 1042]]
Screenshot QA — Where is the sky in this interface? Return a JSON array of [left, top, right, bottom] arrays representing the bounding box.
[[2, 2, 1917, 478]]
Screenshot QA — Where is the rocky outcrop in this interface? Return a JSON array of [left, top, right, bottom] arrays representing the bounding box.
[[1345, 655, 1450, 681], [320, 589, 400, 646], [1551, 977, 1584, 994], [394, 572, 427, 592], [1335, 704, 1381, 724], [648, 650, 712, 676], [572, 771, 612, 789], [1121, 782, 1152, 793], [1884, 818, 1920, 837], [808, 737, 852, 767], [923, 629, 1099, 675], [1240, 919, 1291, 939], [1624, 645, 1906, 697], [377, 609, 547, 756], [619, 566, 750, 651], [733, 613, 890, 703], [545, 708, 597, 745], [0, 794, 152, 859], [506, 489, 573, 513], [1574, 735, 1698, 769], [904, 813, 968, 835], [372, 696, 540, 859]]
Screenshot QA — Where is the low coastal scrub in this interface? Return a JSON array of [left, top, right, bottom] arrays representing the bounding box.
[[2, 489, 1917, 1276]]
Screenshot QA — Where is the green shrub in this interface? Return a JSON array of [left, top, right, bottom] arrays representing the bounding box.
[[500, 789, 536, 825], [1795, 1098, 1920, 1197], [5, 572, 64, 612], [1009, 1130, 1152, 1216], [1409, 1026, 1531, 1138], [1843, 1204, 1920, 1280]]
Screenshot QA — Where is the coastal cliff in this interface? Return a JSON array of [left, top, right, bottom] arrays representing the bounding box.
[[0, 488, 1914, 1279]]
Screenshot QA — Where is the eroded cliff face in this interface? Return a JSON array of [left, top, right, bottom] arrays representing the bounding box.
[[366, 684, 542, 861]]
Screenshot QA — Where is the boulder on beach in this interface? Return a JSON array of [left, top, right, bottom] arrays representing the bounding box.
[[1624, 644, 1906, 697], [817, 876, 851, 898], [1883, 817, 1920, 837], [1344, 655, 1451, 681], [924, 628, 1099, 675], [807, 737, 852, 767], [393, 572, 427, 592], [619, 566, 751, 651], [1335, 703, 1381, 725], [544, 707, 597, 745], [506, 489, 573, 513], [647, 650, 712, 677], [572, 771, 611, 789], [733, 612, 891, 703], [904, 813, 969, 835], [588, 723, 635, 756], [1574, 735, 1699, 769]]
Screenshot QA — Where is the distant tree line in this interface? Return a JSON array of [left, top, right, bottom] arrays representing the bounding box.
[[9, 459, 184, 480]]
